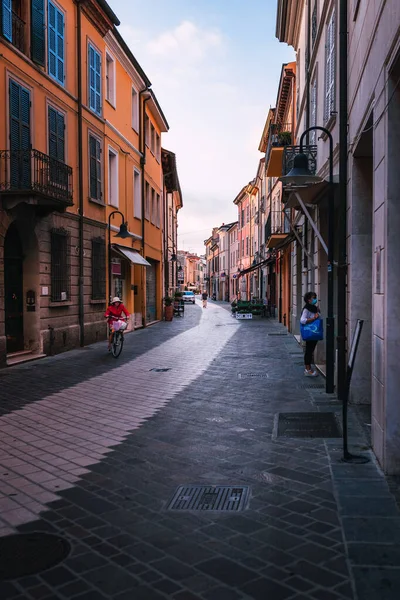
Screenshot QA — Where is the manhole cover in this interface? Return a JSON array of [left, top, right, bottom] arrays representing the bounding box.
[[238, 373, 269, 379], [277, 412, 341, 438], [149, 368, 171, 372], [167, 485, 249, 511], [0, 533, 71, 580]]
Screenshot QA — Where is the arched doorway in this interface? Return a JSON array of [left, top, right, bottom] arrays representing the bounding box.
[[4, 223, 24, 353]]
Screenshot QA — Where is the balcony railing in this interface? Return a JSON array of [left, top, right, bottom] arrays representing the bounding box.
[[282, 144, 318, 177], [12, 11, 25, 53], [265, 210, 291, 243], [265, 122, 293, 164], [0, 149, 73, 206]]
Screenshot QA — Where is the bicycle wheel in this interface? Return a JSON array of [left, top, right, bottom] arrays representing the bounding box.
[[111, 331, 124, 358]]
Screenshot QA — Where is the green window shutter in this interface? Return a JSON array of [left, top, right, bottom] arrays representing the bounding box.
[[1, 0, 12, 41], [31, 0, 45, 66], [9, 80, 31, 188], [48, 1, 65, 84], [48, 106, 65, 162], [89, 135, 101, 199]]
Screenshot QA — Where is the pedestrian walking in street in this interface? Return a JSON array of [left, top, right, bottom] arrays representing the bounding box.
[[300, 291, 323, 377], [202, 291, 208, 308]]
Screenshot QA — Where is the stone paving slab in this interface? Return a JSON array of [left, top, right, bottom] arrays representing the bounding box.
[[0, 301, 399, 599]]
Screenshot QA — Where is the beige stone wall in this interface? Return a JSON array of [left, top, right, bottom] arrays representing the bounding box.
[[0, 208, 107, 365]]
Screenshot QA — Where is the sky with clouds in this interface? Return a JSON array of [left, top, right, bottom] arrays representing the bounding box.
[[108, 0, 294, 255]]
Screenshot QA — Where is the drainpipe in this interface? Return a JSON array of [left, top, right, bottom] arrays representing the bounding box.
[[139, 88, 151, 326], [337, 0, 348, 401], [77, 1, 84, 347]]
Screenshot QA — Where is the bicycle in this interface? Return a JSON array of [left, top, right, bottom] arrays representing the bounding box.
[[109, 316, 128, 358]]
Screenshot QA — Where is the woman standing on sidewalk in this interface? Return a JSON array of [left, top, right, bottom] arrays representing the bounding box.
[[300, 291, 321, 377], [202, 290, 208, 308]]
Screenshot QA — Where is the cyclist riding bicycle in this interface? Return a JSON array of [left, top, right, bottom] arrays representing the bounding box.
[[105, 297, 130, 351]]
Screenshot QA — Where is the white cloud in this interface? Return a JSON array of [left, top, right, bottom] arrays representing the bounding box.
[[146, 20, 223, 63], [118, 20, 268, 254]]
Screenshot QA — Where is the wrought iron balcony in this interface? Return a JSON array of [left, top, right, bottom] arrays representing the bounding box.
[[0, 149, 73, 211], [265, 122, 293, 177], [12, 11, 25, 53], [282, 144, 318, 177], [265, 210, 291, 248]]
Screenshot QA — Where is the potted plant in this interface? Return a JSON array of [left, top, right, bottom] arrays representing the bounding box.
[[164, 297, 174, 321]]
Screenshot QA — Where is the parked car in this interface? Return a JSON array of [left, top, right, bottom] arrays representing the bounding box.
[[182, 291, 195, 304]]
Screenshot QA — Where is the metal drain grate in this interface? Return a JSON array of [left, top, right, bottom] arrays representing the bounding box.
[[238, 373, 269, 380], [268, 333, 288, 336], [167, 485, 249, 511], [149, 368, 171, 372], [0, 533, 70, 580], [277, 412, 341, 438], [300, 382, 326, 389]]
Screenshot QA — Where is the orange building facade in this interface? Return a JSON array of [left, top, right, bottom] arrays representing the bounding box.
[[0, 0, 173, 366]]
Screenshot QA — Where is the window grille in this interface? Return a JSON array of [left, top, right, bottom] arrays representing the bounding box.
[[51, 227, 70, 301], [91, 237, 106, 300]]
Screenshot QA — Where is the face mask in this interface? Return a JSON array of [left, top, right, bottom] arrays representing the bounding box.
[[311, 298, 318, 305]]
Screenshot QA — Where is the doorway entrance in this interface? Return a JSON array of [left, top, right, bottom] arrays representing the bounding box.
[[4, 223, 24, 353]]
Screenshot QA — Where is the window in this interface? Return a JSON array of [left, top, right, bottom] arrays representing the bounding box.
[[31, 0, 45, 66], [145, 114, 149, 146], [324, 9, 336, 123], [156, 193, 160, 227], [108, 147, 118, 206], [2, 0, 12, 42], [133, 169, 141, 218], [310, 75, 317, 144], [246, 236, 249, 255], [48, 2, 64, 85], [312, 1, 318, 46], [89, 134, 102, 201], [91, 237, 106, 300], [241, 209, 244, 228], [132, 87, 139, 130], [51, 227, 69, 301], [9, 80, 31, 187], [241, 239, 244, 256], [150, 124, 155, 154], [48, 106, 65, 162], [88, 43, 101, 115], [105, 51, 115, 105], [145, 181, 150, 219], [246, 206, 250, 223], [151, 187, 156, 223], [156, 133, 161, 161]]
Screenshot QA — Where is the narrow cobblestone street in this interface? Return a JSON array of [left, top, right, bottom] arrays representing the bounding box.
[[1, 302, 400, 600]]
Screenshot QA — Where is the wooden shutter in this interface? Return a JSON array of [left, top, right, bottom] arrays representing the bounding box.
[[1, 0, 12, 41], [31, 0, 45, 66], [325, 10, 335, 122], [48, 106, 65, 162], [89, 135, 101, 200], [9, 80, 31, 188], [89, 44, 101, 114], [48, 2, 65, 85]]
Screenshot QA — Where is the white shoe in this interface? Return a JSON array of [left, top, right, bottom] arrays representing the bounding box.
[[304, 369, 318, 377]]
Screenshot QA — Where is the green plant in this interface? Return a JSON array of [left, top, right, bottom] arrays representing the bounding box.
[[163, 296, 174, 306], [277, 131, 292, 146], [174, 291, 183, 298]]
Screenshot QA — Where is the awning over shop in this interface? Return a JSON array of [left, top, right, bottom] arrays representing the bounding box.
[[112, 245, 151, 267]]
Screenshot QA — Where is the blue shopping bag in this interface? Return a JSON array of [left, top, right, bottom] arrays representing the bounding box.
[[300, 318, 324, 341]]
